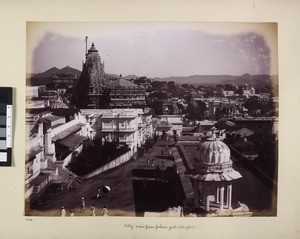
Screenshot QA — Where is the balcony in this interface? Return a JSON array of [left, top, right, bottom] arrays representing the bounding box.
[[101, 125, 117, 132], [119, 138, 135, 144], [102, 125, 137, 132], [117, 127, 137, 132]]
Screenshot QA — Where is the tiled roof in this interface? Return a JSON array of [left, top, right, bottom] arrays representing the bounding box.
[[52, 123, 85, 141], [232, 127, 254, 137], [109, 79, 139, 89], [27, 145, 44, 160], [57, 133, 86, 149]]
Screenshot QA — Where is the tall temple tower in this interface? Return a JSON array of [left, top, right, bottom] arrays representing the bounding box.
[[76, 42, 109, 108]]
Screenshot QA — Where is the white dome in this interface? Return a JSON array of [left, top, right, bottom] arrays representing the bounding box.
[[197, 140, 230, 164], [50, 100, 69, 109]]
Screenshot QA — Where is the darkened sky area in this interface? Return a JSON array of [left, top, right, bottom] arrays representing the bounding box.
[[28, 23, 277, 77]]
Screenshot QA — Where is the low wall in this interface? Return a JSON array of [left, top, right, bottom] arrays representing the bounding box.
[[63, 145, 83, 168], [84, 150, 132, 179], [229, 145, 277, 192]]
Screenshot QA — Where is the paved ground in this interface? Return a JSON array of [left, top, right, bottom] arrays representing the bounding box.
[[27, 137, 277, 217], [28, 138, 176, 217]]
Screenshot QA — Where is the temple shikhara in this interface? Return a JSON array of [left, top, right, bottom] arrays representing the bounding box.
[[76, 40, 146, 109], [76, 42, 108, 108]]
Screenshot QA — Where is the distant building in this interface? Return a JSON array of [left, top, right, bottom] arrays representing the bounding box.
[[242, 84, 256, 98], [52, 72, 78, 88], [109, 78, 146, 108], [222, 90, 235, 97], [154, 115, 183, 136], [206, 98, 229, 118], [38, 86, 58, 101], [195, 120, 217, 134], [26, 86, 39, 99], [82, 108, 152, 154], [231, 127, 254, 137]]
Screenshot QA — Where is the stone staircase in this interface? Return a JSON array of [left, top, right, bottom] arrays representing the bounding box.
[[50, 161, 84, 190], [28, 159, 84, 206]]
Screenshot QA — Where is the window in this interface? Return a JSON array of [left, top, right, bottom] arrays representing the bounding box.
[[119, 135, 126, 140]]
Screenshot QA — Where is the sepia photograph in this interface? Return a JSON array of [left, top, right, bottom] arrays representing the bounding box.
[[25, 22, 278, 217]]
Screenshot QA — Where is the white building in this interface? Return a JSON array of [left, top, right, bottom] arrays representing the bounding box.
[[242, 85, 256, 98], [81, 108, 153, 154], [26, 86, 39, 99], [154, 115, 183, 136], [25, 108, 89, 198]]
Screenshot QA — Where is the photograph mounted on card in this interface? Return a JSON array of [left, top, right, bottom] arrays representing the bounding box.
[[25, 22, 278, 217]]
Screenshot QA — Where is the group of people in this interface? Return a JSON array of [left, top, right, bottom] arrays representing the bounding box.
[[146, 159, 156, 167], [89, 204, 108, 217], [147, 158, 166, 169], [60, 196, 109, 217]]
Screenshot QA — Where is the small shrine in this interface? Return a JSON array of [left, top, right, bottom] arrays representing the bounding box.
[[185, 128, 249, 215]]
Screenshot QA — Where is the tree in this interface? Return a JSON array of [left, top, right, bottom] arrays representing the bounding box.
[[167, 81, 177, 93], [151, 100, 164, 115], [244, 97, 263, 115], [151, 81, 167, 91], [189, 84, 196, 90], [204, 86, 215, 97], [186, 98, 207, 120], [181, 84, 189, 89], [196, 100, 208, 116], [148, 91, 168, 99]]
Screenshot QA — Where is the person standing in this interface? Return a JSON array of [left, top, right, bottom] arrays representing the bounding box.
[[80, 197, 85, 214], [96, 188, 101, 199], [90, 204, 96, 216], [61, 206, 66, 217], [102, 206, 108, 216]]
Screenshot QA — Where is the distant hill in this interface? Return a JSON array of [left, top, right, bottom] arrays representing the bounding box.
[[27, 66, 81, 86], [154, 74, 278, 88], [154, 75, 233, 85], [124, 75, 139, 80], [220, 74, 278, 89], [32, 67, 60, 79], [59, 66, 81, 76]]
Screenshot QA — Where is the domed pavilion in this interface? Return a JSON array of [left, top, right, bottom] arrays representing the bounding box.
[[186, 129, 242, 213], [49, 99, 69, 110], [219, 103, 240, 118]]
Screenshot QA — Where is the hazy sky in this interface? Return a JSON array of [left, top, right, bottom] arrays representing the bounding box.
[[27, 22, 277, 78]]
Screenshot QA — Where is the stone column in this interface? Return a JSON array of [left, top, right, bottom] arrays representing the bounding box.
[[227, 184, 232, 210], [219, 186, 224, 211], [44, 131, 52, 155], [193, 180, 199, 207], [216, 186, 220, 203]]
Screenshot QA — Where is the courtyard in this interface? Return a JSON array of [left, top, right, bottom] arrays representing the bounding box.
[[26, 136, 276, 217]]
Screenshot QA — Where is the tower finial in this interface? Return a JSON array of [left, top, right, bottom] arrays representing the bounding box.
[[85, 36, 88, 56]]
